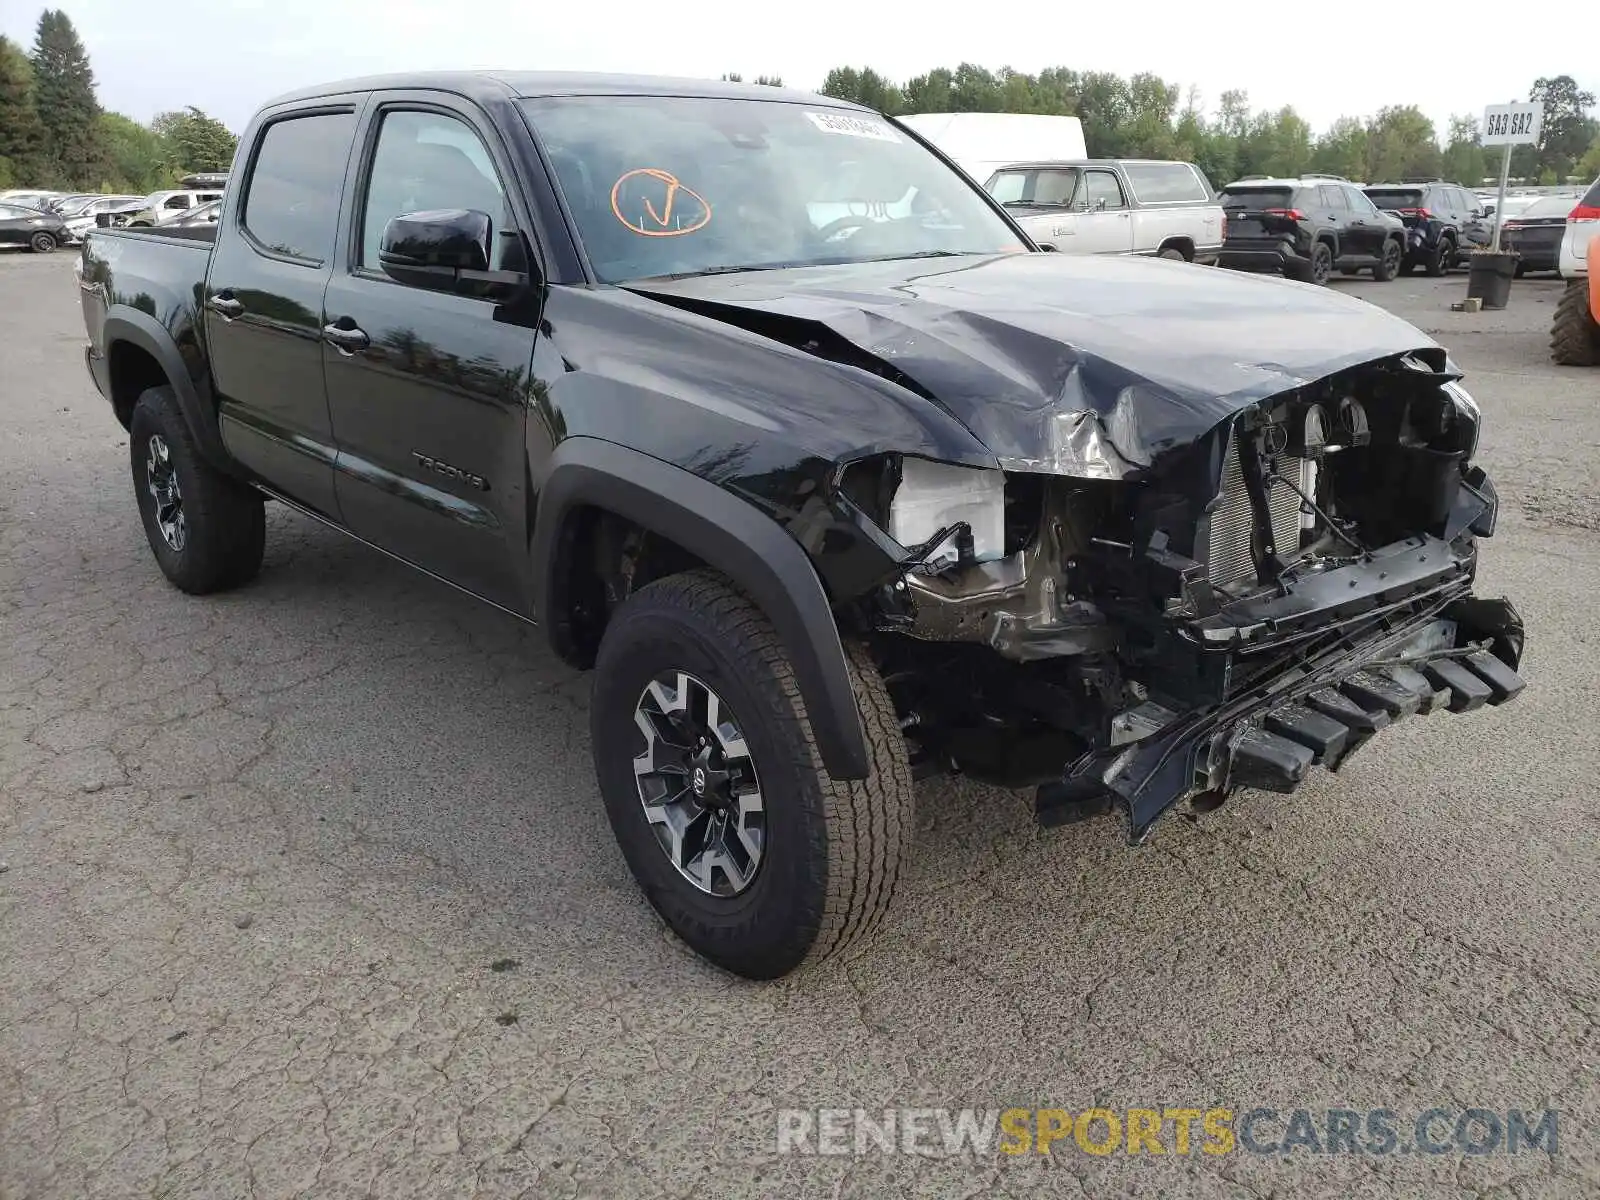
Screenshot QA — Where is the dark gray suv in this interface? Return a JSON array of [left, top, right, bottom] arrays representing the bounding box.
[[1363, 182, 1492, 276]]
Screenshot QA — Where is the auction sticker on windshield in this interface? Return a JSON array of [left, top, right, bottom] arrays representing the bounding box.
[[806, 111, 900, 142]]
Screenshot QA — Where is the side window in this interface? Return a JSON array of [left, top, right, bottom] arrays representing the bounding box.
[[1083, 170, 1126, 210], [1319, 185, 1347, 210], [163, 195, 188, 210], [359, 108, 515, 271], [1123, 163, 1208, 204], [241, 111, 357, 264], [1345, 187, 1375, 214]]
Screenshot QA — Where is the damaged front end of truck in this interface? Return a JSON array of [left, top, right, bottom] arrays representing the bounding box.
[[829, 348, 1524, 841]]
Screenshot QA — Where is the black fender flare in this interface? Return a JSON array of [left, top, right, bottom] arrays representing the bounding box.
[[531, 437, 871, 781], [102, 307, 233, 473]]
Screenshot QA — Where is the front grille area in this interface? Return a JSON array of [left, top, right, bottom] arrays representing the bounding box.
[[1205, 435, 1311, 590]]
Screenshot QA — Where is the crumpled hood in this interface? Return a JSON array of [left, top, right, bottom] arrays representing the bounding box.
[[626, 251, 1447, 477]]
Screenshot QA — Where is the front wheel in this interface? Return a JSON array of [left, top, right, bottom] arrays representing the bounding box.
[[1550, 278, 1600, 366], [591, 570, 913, 979], [28, 231, 56, 253]]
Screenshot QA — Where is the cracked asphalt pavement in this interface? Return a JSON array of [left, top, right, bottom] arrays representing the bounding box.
[[2, 249, 1598, 1199]]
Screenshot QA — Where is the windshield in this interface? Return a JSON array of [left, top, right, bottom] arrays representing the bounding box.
[[522, 96, 1026, 281], [985, 167, 1081, 208], [1364, 189, 1425, 210]]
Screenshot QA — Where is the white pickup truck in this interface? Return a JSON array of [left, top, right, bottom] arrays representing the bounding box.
[[986, 159, 1225, 263]]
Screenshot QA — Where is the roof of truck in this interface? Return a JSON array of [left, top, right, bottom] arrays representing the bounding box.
[[263, 71, 866, 112]]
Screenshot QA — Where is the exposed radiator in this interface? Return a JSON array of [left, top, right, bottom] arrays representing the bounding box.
[[1205, 435, 1312, 590]]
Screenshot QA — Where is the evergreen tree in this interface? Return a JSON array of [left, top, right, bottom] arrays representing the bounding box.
[[29, 9, 106, 188], [0, 35, 47, 187]]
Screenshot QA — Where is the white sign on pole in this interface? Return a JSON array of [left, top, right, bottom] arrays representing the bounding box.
[[1482, 102, 1544, 146]]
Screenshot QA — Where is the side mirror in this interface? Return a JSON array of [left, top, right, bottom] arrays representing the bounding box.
[[379, 209, 528, 300]]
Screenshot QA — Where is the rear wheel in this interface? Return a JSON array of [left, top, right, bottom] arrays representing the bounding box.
[[1158, 246, 1187, 261], [1309, 242, 1333, 285], [28, 231, 56, 253], [1426, 236, 1454, 277], [1373, 238, 1402, 282], [129, 387, 266, 593], [1514, 262, 1528, 279], [591, 570, 913, 979], [1550, 278, 1600, 366]]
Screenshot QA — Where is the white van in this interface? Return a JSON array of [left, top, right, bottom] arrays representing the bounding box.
[[895, 113, 1087, 185]]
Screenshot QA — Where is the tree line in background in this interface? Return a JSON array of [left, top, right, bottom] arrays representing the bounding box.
[[811, 65, 1600, 187], [0, 9, 236, 192]]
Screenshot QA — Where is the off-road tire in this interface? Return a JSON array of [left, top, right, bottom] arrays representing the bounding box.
[[1550, 278, 1600, 366], [28, 231, 56, 253], [1426, 236, 1454, 277], [1373, 238, 1402, 282], [591, 569, 912, 979], [129, 386, 266, 593]]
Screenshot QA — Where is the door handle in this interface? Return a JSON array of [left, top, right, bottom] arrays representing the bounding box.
[[322, 320, 370, 355], [206, 293, 243, 319]]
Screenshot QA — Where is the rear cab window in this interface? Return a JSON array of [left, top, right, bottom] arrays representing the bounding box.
[[241, 111, 358, 264], [1122, 163, 1209, 204]]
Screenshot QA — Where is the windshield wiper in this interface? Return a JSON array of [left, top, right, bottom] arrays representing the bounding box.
[[635, 260, 811, 281]]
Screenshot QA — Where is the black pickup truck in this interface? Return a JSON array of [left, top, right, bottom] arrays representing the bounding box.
[[78, 72, 1526, 979]]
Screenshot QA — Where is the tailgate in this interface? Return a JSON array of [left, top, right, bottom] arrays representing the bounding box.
[[1220, 188, 1299, 239]]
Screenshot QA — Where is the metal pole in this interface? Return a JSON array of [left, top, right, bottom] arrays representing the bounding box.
[[1490, 101, 1516, 253]]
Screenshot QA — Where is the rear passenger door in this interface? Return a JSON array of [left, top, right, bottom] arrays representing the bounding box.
[[1339, 185, 1383, 258], [1077, 169, 1135, 254], [205, 103, 362, 518], [319, 94, 541, 612]]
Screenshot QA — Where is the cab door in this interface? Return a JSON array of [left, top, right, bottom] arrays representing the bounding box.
[[319, 94, 541, 612], [1077, 169, 1135, 254]]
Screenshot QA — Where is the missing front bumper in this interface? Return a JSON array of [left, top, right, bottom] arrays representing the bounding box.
[[1035, 595, 1526, 840]]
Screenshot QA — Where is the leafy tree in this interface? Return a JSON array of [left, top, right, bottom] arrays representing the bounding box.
[[1529, 75, 1598, 179], [1580, 134, 1600, 182], [902, 68, 954, 114], [29, 8, 106, 188], [152, 106, 237, 174], [1364, 106, 1440, 183], [1440, 114, 1486, 185], [1309, 117, 1369, 180], [720, 73, 783, 87], [97, 111, 165, 191], [819, 67, 903, 114], [0, 35, 47, 187]]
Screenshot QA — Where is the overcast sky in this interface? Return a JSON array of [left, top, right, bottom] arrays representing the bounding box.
[[4, 0, 1595, 140]]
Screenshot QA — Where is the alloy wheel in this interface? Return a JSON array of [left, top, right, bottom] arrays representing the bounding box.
[[144, 434, 186, 551], [632, 670, 766, 897]]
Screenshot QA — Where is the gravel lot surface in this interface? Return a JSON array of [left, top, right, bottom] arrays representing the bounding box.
[[2, 248, 1597, 1199]]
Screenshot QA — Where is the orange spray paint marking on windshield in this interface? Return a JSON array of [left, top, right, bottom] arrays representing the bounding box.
[[611, 168, 712, 237]]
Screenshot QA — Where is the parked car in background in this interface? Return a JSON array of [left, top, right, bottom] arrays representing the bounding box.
[[0, 202, 69, 252], [1503, 194, 1583, 275], [0, 189, 67, 211], [1217, 177, 1405, 284], [58, 195, 144, 244], [1551, 176, 1600, 366], [896, 112, 1087, 184], [985, 159, 1224, 262], [1483, 194, 1542, 223], [110, 187, 226, 229], [1362, 181, 1490, 276], [156, 199, 222, 228]]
